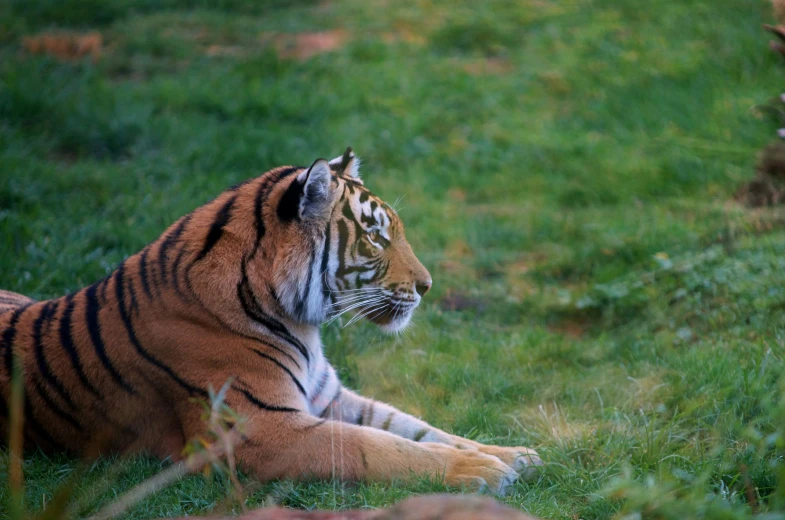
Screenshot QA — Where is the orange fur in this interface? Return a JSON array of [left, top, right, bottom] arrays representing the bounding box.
[[0, 150, 540, 493]]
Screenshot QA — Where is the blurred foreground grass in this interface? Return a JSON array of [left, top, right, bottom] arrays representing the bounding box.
[[1, 0, 785, 518]]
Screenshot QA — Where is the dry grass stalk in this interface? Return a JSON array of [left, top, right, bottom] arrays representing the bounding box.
[[8, 356, 25, 519], [88, 381, 246, 520]]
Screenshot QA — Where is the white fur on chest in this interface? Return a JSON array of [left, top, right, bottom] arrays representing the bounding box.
[[304, 350, 341, 416]]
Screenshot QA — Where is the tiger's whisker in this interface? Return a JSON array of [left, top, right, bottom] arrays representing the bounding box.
[[343, 301, 388, 328], [326, 297, 386, 324]]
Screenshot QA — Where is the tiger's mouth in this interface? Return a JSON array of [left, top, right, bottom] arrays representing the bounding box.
[[366, 298, 417, 331]]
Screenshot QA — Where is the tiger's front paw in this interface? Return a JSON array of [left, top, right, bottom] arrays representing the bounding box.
[[475, 445, 542, 481], [422, 443, 519, 495]]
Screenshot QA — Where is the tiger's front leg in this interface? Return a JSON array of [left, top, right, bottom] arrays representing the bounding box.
[[320, 387, 542, 479], [228, 411, 521, 494]]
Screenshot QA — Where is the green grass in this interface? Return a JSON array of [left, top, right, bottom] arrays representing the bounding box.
[[2, 0, 785, 518]]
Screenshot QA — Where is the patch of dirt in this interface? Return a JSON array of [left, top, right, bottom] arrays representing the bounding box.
[[22, 31, 102, 62], [439, 290, 487, 312], [547, 316, 589, 338], [261, 30, 349, 60], [205, 45, 247, 57], [459, 57, 513, 76], [736, 141, 785, 207]]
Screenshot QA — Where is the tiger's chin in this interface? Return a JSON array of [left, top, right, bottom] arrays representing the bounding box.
[[368, 301, 416, 333]]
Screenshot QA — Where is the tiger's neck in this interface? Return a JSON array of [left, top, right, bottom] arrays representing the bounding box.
[[116, 179, 326, 363]]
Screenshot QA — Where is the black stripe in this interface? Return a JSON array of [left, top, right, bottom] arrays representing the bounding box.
[[158, 215, 191, 286], [171, 246, 190, 301], [356, 403, 367, 425], [320, 221, 332, 300], [413, 428, 429, 442], [253, 180, 267, 251], [319, 387, 342, 418], [194, 195, 236, 263], [367, 402, 375, 425], [237, 261, 310, 364], [58, 294, 100, 397], [250, 340, 301, 371], [138, 247, 154, 300], [294, 242, 317, 319], [300, 418, 326, 431], [250, 166, 301, 259], [33, 300, 77, 410], [23, 390, 65, 450], [98, 275, 110, 305], [126, 269, 140, 315], [267, 283, 286, 316], [360, 447, 368, 470], [234, 385, 298, 413], [0, 307, 67, 449], [277, 176, 303, 222], [115, 263, 207, 398], [381, 411, 395, 431], [250, 349, 306, 397], [228, 178, 253, 191], [309, 369, 330, 404], [341, 264, 376, 276], [370, 259, 390, 283], [32, 377, 82, 431], [1, 305, 29, 379], [84, 282, 136, 395], [336, 219, 350, 277]]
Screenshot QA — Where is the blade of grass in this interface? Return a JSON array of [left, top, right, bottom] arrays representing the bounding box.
[[9, 354, 26, 520]]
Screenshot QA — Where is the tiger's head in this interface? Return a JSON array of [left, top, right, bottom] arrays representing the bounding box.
[[269, 148, 431, 332]]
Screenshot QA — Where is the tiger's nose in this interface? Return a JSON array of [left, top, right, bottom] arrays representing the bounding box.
[[415, 279, 432, 297]]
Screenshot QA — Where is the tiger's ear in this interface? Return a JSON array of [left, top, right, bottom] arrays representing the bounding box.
[[329, 147, 361, 182], [296, 159, 333, 220]]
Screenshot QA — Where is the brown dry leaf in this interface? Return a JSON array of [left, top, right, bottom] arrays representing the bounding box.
[[23, 31, 102, 62], [262, 30, 349, 61]]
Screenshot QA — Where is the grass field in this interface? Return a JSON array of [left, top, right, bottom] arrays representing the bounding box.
[[2, 0, 785, 518]]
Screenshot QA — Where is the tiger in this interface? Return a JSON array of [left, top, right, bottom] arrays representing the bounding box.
[[0, 148, 541, 494]]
